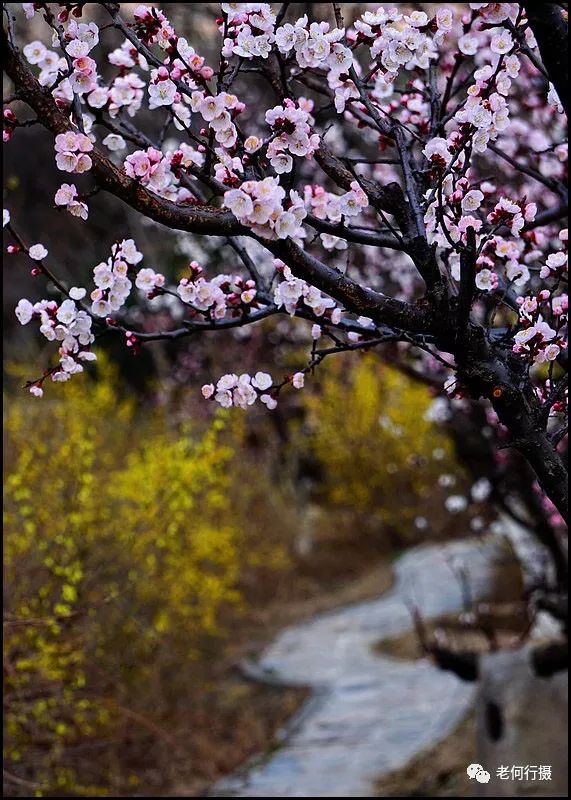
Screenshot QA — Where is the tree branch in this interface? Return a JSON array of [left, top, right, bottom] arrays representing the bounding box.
[[2, 29, 241, 237]]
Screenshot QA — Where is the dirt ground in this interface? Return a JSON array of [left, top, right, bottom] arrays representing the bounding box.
[[375, 712, 477, 797]]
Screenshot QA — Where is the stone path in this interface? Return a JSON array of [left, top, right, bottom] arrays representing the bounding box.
[[212, 536, 507, 798]]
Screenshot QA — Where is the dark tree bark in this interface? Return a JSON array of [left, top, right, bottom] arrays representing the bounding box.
[[523, 3, 569, 115]]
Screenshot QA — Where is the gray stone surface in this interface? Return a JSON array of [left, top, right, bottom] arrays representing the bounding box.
[[212, 537, 504, 798]]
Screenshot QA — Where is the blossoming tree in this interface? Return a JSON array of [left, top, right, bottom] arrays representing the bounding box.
[[3, 3, 568, 578]]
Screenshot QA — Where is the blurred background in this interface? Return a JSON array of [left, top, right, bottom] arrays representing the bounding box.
[[3, 3, 539, 798]]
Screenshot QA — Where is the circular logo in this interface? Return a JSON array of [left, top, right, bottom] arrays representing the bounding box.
[[467, 763, 491, 784], [467, 763, 484, 779]]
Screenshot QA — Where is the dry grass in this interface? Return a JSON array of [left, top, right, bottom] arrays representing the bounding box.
[[167, 682, 308, 797], [374, 603, 529, 661], [376, 712, 476, 797], [375, 538, 527, 661], [232, 558, 395, 661]]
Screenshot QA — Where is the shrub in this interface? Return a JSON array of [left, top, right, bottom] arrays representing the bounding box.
[[299, 355, 463, 548], [3, 360, 258, 795]]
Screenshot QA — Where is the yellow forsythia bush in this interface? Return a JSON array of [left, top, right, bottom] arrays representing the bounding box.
[[300, 355, 460, 544], [3, 359, 254, 796]]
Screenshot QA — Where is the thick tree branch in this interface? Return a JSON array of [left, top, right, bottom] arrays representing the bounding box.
[[457, 226, 477, 344], [458, 332, 569, 523], [2, 29, 241, 237], [269, 238, 434, 336]]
